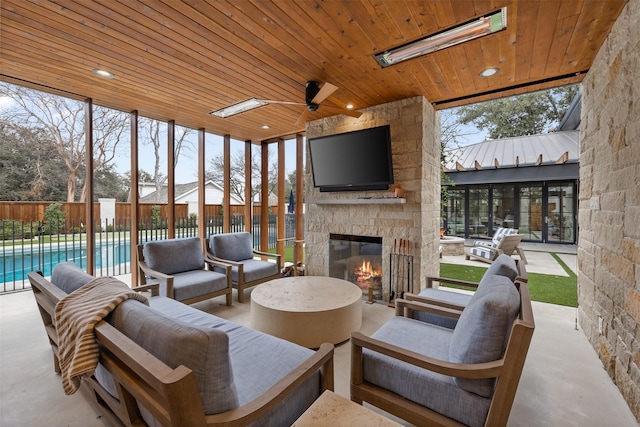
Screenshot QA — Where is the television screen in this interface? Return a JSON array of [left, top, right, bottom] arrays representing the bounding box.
[[308, 125, 393, 192]]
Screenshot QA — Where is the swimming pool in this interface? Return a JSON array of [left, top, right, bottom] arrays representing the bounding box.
[[0, 241, 131, 285]]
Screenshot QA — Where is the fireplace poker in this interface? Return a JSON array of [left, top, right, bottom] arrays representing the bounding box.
[[406, 239, 412, 295], [388, 239, 395, 304], [399, 239, 405, 300], [389, 239, 397, 306]]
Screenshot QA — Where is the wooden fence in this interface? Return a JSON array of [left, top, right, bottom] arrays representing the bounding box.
[[0, 201, 274, 222]]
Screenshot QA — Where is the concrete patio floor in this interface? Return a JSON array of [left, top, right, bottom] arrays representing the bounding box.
[[1, 244, 638, 426]]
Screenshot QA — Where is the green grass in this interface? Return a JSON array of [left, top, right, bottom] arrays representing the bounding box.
[[439, 253, 577, 307], [269, 246, 304, 264]]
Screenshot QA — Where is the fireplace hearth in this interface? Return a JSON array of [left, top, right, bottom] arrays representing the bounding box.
[[329, 234, 383, 301]]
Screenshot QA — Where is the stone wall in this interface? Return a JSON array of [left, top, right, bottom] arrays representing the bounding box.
[[304, 96, 441, 293], [579, 0, 640, 420]]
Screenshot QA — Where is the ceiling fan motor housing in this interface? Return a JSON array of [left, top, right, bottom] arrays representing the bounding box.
[[305, 81, 320, 111]]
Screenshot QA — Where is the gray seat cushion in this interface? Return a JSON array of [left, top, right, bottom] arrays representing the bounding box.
[[216, 258, 278, 283], [449, 274, 520, 397], [51, 262, 93, 294], [143, 237, 205, 275], [364, 317, 490, 427], [170, 269, 228, 301], [209, 232, 254, 262], [108, 299, 239, 416], [150, 296, 320, 426]]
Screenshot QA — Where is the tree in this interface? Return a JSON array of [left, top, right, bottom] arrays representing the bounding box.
[[0, 83, 129, 202], [455, 85, 580, 139], [0, 122, 68, 201], [205, 148, 278, 203], [138, 118, 195, 201]]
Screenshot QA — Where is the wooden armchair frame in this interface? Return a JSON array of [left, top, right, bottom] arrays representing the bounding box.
[[205, 237, 281, 303], [351, 281, 534, 427], [137, 241, 233, 306]]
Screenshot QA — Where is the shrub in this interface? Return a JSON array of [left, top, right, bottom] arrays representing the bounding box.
[[43, 203, 66, 235]]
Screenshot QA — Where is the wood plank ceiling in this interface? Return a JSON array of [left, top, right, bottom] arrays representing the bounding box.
[[0, 0, 627, 143]]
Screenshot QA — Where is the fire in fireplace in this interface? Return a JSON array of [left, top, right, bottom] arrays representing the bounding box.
[[329, 234, 383, 300]]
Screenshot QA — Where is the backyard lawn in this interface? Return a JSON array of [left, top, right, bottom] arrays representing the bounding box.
[[439, 253, 578, 307]]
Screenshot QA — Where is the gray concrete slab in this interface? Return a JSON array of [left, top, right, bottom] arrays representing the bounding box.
[[1, 275, 637, 426]]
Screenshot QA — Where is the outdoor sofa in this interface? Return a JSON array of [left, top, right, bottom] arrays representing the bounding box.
[[29, 262, 334, 426]]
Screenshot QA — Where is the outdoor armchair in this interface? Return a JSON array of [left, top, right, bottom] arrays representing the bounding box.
[[466, 227, 525, 264], [206, 231, 281, 303], [351, 275, 534, 427], [137, 237, 233, 306]]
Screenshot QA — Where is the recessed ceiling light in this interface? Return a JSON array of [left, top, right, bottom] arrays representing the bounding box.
[[346, 103, 354, 110], [480, 68, 499, 77], [261, 125, 270, 129], [92, 69, 115, 79]]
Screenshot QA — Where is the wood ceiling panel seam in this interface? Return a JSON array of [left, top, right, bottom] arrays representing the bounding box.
[[447, 46, 479, 95], [543, 8, 581, 76], [208, 0, 337, 98], [276, 0, 388, 107], [84, 0, 274, 103], [361, 0, 406, 45], [154, 0, 330, 112], [151, 0, 310, 100], [0, 48, 292, 140], [528, 0, 561, 79], [308, 2, 395, 108], [512, 0, 539, 81], [306, 1, 398, 105], [0, 23, 217, 110], [5, 0, 226, 105], [562, 0, 624, 72], [382, 0, 427, 42]]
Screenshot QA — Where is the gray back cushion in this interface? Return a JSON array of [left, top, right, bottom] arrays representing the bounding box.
[[483, 254, 518, 282], [109, 299, 239, 415], [209, 232, 253, 262], [143, 237, 205, 275], [449, 274, 520, 397], [51, 262, 93, 294]]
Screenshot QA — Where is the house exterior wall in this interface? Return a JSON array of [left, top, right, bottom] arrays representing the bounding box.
[[579, 0, 640, 420], [304, 96, 441, 293]]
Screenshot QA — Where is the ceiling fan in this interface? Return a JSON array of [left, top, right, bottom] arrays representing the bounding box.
[[258, 81, 363, 125]]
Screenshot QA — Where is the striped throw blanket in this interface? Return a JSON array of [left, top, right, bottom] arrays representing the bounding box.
[[55, 277, 149, 395]]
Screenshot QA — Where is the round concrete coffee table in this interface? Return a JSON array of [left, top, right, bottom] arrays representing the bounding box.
[[250, 276, 363, 348]]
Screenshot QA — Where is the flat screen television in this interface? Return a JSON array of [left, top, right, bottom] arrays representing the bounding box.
[[308, 125, 394, 192]]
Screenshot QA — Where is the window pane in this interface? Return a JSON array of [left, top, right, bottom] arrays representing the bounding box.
[[492, 185, 515, 233], [548, 183, 574, 243], [443, 188, 466, 237], [469, 187, 489, 238], [519, 185, 543, 242]]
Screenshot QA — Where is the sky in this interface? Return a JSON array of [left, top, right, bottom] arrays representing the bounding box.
[[115, 130, 301, 184], [2, 91, 483, 184]]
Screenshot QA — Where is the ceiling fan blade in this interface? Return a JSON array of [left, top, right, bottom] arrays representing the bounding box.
[[294, 110, 311, 126], [321, 104, 363, 119], [256, 99, 306, 106], [311, 82, 338, 104]]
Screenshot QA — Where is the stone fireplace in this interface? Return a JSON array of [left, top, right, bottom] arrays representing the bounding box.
[[304, 96, 442, 298]]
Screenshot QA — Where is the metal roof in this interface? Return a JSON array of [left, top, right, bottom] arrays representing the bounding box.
[[444, 130, 579, 171]]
